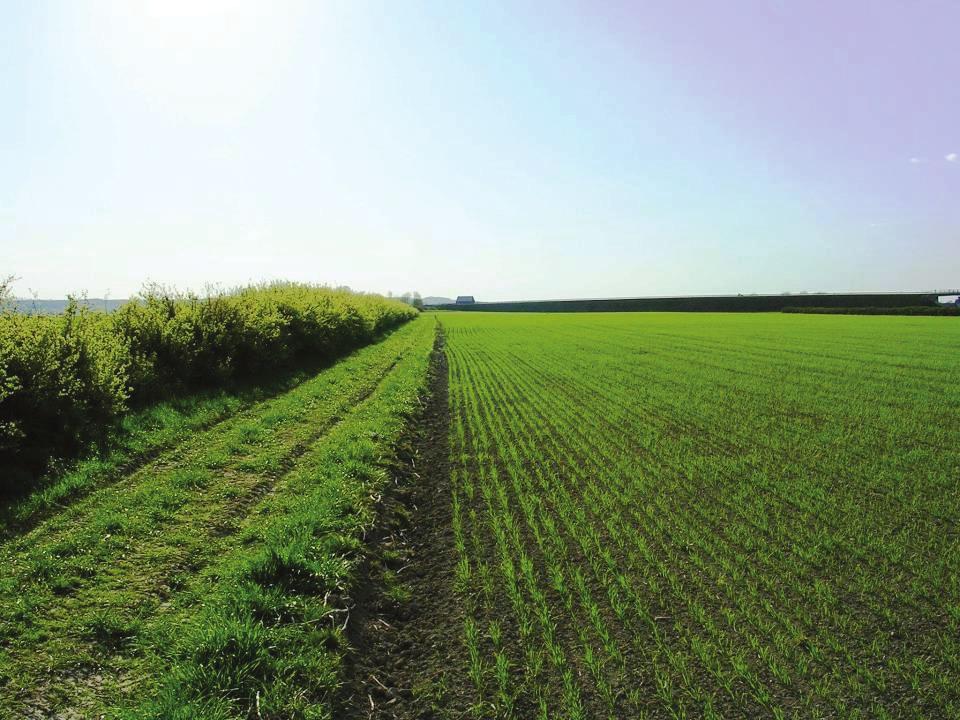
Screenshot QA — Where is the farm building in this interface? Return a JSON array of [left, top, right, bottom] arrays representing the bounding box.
[[456, 296, 476, 305]]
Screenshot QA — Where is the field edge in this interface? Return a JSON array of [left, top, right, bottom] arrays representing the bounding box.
[[336, 325, 480, 719]]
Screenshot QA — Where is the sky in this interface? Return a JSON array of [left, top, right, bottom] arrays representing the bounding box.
[[2, 1, 958, 301]]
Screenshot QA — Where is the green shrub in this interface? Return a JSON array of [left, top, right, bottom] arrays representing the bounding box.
[[113, 283, 415, 399], [0, 300, 130, 474], [0, 282, 416, 493]]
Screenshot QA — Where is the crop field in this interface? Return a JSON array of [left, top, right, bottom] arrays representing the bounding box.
[[437, 312, 960, 719], [2, 309, 959, 719]]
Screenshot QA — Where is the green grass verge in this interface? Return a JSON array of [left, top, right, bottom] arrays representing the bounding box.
[[0, 315, 435, 719], [1, 360, 339, 535]]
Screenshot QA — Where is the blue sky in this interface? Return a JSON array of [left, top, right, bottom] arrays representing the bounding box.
[[2, 1, 958, 300]]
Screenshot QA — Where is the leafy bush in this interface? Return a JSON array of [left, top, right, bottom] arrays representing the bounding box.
[[0, 282, 416, 491], [0, 300, 130, 471]]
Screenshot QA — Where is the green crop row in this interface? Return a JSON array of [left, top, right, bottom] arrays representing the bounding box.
[[442, 311, 960, 719], [0, 280, 417, 490]]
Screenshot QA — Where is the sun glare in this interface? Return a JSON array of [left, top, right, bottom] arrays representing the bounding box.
[[79, 0, 303, 122]]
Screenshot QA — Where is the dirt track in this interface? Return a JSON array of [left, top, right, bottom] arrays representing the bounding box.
[[338, 334, 478, 719]]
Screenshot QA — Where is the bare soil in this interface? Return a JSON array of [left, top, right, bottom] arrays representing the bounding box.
[[338, 334, 474, 719]]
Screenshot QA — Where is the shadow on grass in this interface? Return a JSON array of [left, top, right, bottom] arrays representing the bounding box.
[[0, 327, 405, 538]]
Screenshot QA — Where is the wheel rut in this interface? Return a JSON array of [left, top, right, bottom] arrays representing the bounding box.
[[339, 332, 475, 720]]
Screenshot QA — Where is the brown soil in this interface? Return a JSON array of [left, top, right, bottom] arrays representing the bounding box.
[[338, 332, 475, 719]]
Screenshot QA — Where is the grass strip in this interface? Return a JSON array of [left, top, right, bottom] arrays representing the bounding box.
[[0, 317, 434, 718], [1, 361, 329, 535], [117, 320, 436, 719]]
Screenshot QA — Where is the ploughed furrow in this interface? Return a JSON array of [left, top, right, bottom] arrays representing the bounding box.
[[442, 312, 960, 719], [0, 319, 431, 717]]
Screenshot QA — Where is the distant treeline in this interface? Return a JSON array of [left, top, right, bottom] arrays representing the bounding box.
[[0, 282, 417, 490], [783, 305, 958, 316], [440, 293, 939, 313]]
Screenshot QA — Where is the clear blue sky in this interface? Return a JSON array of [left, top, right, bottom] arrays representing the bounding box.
[[2, 1, 958, 300]]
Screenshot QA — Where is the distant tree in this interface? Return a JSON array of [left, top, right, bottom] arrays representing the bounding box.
[[412, 291, 424, 311], [0, 276, 12, 305]]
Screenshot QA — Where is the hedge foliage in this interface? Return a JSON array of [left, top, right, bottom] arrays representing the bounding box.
[[440, 293, 940, 313], [782, 305, 959, 316], [0, 281, 417, 487]]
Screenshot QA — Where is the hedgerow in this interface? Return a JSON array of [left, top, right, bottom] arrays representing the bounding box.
[[782, 305, 958, 316], [0, 299, 129, 474], [0, 280, 416, 491]]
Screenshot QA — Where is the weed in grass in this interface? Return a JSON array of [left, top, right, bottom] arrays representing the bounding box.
[[82, 608, 142, 651]]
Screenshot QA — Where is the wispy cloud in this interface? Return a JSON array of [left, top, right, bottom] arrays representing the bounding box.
[[909, 157, 924, 163], [947, 153, 958, 162]]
